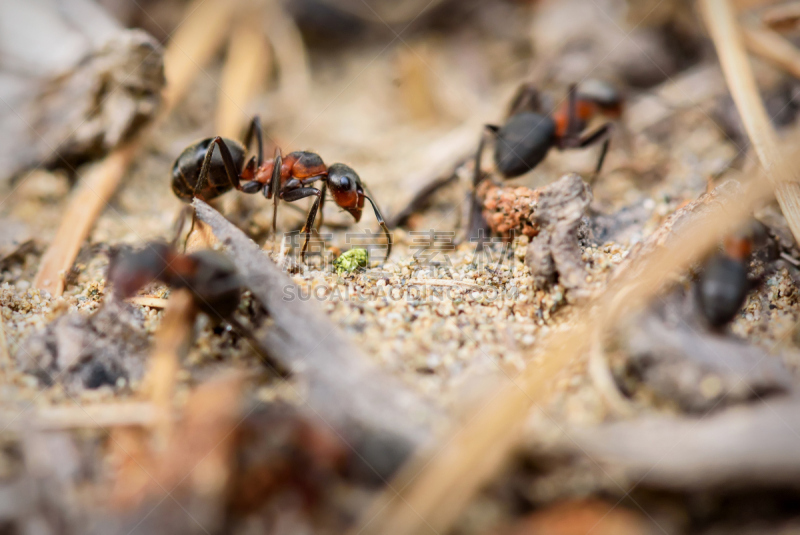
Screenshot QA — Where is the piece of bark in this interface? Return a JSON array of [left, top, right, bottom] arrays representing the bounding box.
[[508, 174, 592, 295], [17, 299, 150, 392], [623, 314, 794, 412], [0, 0, 164, 182], [193, 199, 438, 480], [555, 398, 800, 491]]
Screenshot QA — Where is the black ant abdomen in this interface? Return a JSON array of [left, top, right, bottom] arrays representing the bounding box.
[[494, 113, 557, 178], [172, 137, 246, 202]]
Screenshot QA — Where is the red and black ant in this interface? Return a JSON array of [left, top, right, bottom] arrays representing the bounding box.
[[108, 241, 290, 376], [469, 81, 623, 237], [695, 232, 754, 331], [171, 116, 392, 263]]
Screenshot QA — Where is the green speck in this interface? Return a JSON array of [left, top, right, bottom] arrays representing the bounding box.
[[335, 248, 368, 274]]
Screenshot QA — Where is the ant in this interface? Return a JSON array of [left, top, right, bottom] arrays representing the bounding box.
[[695, 232, 754, 331], [171, 116, 392, 263], [108, 241, 290, 376], [469, 80, 623, 238]]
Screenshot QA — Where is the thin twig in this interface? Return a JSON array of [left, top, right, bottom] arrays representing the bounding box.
[[701, 0, 800, 244]]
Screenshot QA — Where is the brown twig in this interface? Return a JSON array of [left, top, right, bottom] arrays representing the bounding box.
[[144, 288, 197, 443], [193, 199, 439, 452], [701, 0, 800, 244], [387, 125, 477, 228]]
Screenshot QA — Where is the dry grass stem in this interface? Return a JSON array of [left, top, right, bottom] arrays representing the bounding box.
[[144, 288, 197, 443], [161, 0, 237, 115], [0, 403, 158, 430], [742, 23, 800, 79], [33, 142, 139, 296], [761, 1, 800, 31], [215, 15, 272, 138], [265, 0, 311, 113], [701, 0, 800, 244], [354, 172, 776, 535]]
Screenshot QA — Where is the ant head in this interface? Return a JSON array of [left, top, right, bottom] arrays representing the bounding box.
[[723, 223, 759, 261], [108, 241, 173, 298], [576, 79, 623, 118], [327, 163, 365, 222]]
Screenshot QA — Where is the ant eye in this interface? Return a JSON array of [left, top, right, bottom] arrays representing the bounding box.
[[338, 175, 351, 190]]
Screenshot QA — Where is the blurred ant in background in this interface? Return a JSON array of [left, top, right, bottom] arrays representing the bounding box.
[[171, 116, 392, 263], [469, 80, 623, 238], [108, 241, 289, 375], [695, 230, 756, 331]]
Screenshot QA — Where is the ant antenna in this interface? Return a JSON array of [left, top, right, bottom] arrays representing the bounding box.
[[364, 195, 392, 263]]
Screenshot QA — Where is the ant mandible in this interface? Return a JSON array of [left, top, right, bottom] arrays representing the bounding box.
[[469, 81, 623, 237], [171, 116, 392, 263]]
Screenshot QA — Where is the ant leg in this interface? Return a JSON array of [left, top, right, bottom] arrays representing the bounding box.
[[243, 115, 264, 166], [269, 148, 283, 248], [468, 125, 499, 245], [241, 180, 262, 194], [316, 183, 327, 231], [215, 136, 244, 191], [577, 123, 612, 180], [365, 195, 392, 263], [224, 315, 291, 377], [566, 83, 580, 139], [195, 137, 243, 196], [281, 187, 323, 262], [506, 82, 542, 117]]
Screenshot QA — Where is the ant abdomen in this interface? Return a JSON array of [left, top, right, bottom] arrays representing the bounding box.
[[696, 254, 749, 329], [172, 137, 246, 202], [494, 113, 557, 178]]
